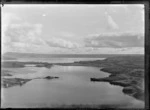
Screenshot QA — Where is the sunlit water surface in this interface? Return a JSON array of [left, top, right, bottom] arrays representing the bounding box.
[[2, 65, 144, 108]]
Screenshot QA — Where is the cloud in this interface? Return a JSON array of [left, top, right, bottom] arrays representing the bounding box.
[[4, 22, 44, 45], [2, 13, 21, 54], [63, 46, 144, 54], [2, 20, 45, 53], [46, 37, 82, 49], [2, 13, 82, 53], [85, 32, 144, 48], [2, 13, 21, 28], [2, 12, 46, 53], [118, 47, 144, 54], [2, 13, 21, 44], [105, 12, 119, 30]]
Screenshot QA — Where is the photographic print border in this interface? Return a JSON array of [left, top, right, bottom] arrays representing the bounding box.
[[0, 0, 149, 109]]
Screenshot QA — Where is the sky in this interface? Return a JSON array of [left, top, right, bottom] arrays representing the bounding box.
[[2, 4, 144, 54]]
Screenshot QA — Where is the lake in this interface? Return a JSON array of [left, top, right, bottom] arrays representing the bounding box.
[[2, 57, 106, 63], [2, 65, 144, 108]]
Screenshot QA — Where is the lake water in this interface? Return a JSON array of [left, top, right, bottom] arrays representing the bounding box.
[[3, 57, 106, 63], [2, 65, 144, 108]]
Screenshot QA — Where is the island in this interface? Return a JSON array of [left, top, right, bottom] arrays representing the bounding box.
[[1, 62, 59, 88], [1, 55, 144, 101]]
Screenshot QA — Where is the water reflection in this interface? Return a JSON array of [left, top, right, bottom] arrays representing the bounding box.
[[2, 66, 144, 108]]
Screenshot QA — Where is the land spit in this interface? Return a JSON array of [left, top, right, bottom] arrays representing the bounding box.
[[60, 55, 144, 101], [2, 55, 144, 101]]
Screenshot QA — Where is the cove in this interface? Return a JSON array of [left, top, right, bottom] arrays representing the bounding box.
[[2, 65, 144, 108]]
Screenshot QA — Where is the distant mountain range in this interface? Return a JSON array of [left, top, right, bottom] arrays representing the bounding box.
[[2, 52, 144, 59]]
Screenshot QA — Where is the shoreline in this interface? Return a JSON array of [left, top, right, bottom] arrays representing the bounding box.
[[1, 64, 59, 88], [2, 76, 59, 88], [56, 56, 144, 101], [70, 56, 144, 101], [1, 55, 144, 101]]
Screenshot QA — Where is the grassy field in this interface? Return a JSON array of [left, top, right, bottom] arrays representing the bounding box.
[[73, 56, 145, 101]]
